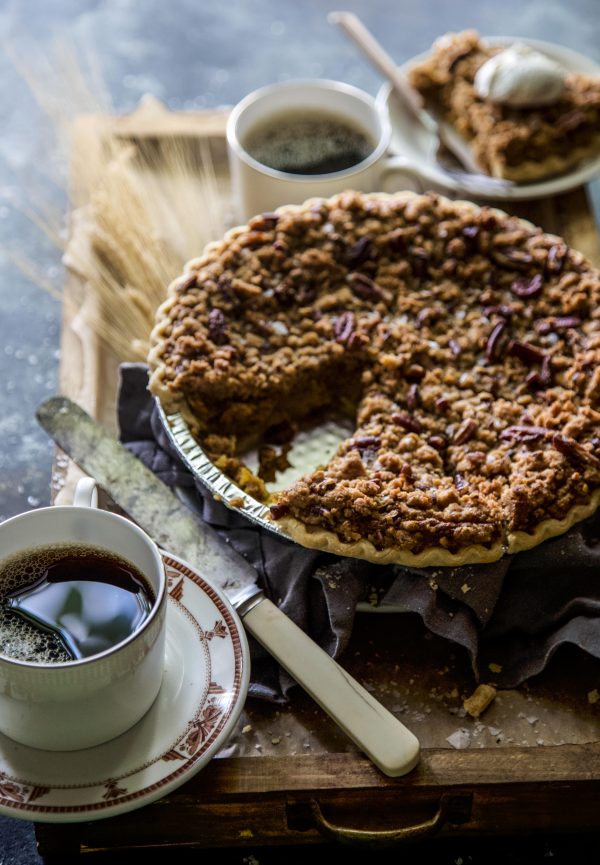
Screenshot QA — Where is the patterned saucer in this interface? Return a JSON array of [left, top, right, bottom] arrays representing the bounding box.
[[0, 552, 250, 823]]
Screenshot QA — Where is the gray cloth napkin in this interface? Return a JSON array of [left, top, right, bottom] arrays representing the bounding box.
[[118, 363, 600, 701]]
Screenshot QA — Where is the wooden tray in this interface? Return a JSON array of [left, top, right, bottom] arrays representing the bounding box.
[[36, 103, 600, 858]]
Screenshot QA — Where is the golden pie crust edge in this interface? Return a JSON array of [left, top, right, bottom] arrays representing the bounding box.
[[489, 135, 600, 182], [270, 513, 506, 566], [506, 487, 600, 553], [272, 488, 600, 567], [148, 190, 598, 568]]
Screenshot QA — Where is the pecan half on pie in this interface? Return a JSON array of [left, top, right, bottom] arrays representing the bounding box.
[[148, 191, 600, 567], [407, 30, 600, 182]]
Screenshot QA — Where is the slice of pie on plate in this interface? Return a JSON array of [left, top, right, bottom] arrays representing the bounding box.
[[148, 190, 600, 567], [407, 30, 600, 182]]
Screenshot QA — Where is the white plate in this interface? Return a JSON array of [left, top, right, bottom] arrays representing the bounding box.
[[0, 552, 250, 823], [377, 36, 600, 201]]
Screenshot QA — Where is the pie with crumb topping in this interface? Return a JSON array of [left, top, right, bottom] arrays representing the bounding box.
[[148, 190, 600, 566], [407, 30, 600, 182]]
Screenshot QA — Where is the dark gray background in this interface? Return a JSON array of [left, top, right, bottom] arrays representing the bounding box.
[[0, 0, 599, 861]]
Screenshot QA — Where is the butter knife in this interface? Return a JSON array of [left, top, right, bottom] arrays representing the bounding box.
[[36, 395, 420, 777]]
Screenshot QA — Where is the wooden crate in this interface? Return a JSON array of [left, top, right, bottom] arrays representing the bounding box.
[[35, 101, 600, 858]]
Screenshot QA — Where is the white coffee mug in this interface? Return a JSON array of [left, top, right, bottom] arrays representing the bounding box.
[[0, 478, 166, 751], [226, 78, 423, 221]]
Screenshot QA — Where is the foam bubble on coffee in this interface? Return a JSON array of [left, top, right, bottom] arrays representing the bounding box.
[[0, 545, 72, 663]]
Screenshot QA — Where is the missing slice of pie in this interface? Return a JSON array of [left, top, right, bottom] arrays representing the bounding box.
[[148, 190, 600, 567], [407, 30, 600, 182]]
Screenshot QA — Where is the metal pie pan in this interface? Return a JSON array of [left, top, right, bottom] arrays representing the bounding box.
[[155, 399, 353, 540], [156, 401, 417, 615]]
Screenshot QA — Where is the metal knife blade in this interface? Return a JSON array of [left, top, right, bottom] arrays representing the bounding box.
[[36, 395, 420, 777], [36, 395, 260, 606]]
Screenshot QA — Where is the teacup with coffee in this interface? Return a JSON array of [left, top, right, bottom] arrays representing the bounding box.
[[0, 478, 166, 751], [227, 78, 423, 220]]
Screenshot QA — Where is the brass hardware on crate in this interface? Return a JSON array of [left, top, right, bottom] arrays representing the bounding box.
[[309, 792, 473, 847]]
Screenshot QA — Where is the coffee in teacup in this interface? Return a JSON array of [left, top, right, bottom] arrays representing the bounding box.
[[241, 108, 376, 175], [0, 542, 155, 663]]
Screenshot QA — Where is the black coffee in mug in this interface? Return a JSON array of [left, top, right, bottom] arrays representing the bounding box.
[[0, 542, 154, 662], [242, 107, 376, 175]]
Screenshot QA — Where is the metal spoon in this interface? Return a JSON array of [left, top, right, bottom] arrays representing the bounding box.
[[328, 11, 514, 196]]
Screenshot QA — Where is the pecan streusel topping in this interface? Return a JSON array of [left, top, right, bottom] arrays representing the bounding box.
[[407, 30, 600, 181], [148, 191, 600, 565]]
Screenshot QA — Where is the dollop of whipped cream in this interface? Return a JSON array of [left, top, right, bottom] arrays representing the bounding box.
[[474, 43, 566, 107]]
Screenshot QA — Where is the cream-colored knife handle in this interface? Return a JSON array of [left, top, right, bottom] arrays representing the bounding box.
[[242, 597, 420, 777]]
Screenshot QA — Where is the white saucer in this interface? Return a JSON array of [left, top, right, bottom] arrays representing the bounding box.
[[377, 36, 600, 201], [0, 552, 250, 823]]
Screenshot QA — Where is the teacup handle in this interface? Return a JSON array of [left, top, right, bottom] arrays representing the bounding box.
[[73, 476, 99, 509], [378, 154, 426, 193]]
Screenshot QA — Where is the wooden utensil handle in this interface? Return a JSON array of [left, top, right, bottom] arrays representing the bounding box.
[[328, 10, 425, 118], [242, 596, 420, 778]]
